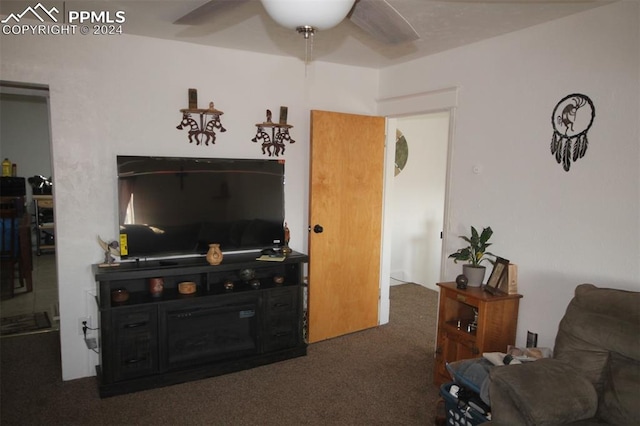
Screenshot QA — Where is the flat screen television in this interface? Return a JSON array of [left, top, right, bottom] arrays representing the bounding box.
[[117, 155, 285, 259]]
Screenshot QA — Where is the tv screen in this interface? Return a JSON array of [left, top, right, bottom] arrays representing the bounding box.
[[117, 155, 285, 259]]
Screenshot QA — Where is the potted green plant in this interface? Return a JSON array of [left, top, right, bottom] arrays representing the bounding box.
[[449, 226, 495, 287]]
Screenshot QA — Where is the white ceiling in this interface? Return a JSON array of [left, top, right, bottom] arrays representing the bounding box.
[[3, 0, 614, 69]]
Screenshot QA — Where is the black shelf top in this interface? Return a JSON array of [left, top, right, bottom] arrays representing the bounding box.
[[93, 250, 309, 281]]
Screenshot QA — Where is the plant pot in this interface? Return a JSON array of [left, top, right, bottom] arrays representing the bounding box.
[[462, 265, 486, 287]]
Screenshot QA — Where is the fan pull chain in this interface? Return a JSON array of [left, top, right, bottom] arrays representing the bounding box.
[[306, 32, 314, 75], [297, 26, 315, 76]]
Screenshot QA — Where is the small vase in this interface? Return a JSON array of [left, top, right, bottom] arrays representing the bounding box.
[[148, 277, 164, 297], [462, 265, 486, 287], [206, 243, 223, 265]]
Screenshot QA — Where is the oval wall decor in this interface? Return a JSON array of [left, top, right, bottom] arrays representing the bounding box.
[[550, 93, 595, 172], [395, 129, 409, 176]]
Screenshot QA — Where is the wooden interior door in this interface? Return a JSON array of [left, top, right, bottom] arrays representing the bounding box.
[[308, 110, 386, 343]]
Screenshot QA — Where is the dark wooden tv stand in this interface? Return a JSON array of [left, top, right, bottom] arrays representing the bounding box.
[[92, 251, 308, 397]]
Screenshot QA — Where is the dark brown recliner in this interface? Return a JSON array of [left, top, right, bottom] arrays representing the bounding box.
[[488, 284, 640, 425]]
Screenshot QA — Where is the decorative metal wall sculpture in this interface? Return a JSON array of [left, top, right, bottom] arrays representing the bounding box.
[[252, 108, 295, 157], [176, 102, 226, 146], [550, 93, 595, 172], [395, 129, 409, 176], [177, 88, 226, 146]]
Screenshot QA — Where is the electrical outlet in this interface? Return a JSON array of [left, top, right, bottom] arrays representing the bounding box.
[[79, 316, 91, 336]]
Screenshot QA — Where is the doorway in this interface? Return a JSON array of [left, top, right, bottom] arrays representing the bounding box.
[[387, 111, 451, 291], [0, 81, 58, 334]]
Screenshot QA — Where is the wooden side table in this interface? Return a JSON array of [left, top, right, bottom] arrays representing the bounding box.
[[434, 281, 522, 386]]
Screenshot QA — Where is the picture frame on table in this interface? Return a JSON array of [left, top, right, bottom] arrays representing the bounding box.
[[498, 263, 518, 294], [484, 256, 510, 295]]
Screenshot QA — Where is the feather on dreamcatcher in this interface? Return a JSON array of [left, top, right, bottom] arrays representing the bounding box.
[[550, 93, 595, 172]]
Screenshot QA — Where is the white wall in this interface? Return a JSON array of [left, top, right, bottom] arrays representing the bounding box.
[[380, 1, 640, 349], [0, 29, 379, 380], [390, 112, 449, 290]]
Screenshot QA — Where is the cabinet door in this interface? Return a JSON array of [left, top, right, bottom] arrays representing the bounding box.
[[436, 329, 477, 383], [112, 306, 158, 382], [263, 287, 299, 352]]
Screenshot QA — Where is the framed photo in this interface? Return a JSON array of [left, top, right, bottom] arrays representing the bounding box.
[[484, 257, 510, 294], [498, 263, 518, 294]]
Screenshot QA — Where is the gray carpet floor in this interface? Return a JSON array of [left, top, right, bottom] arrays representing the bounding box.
[[0, 283, 440, 425]]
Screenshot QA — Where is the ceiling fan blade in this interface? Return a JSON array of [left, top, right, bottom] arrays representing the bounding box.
[[349, 0, 419, 44], [174, 0, 250, 25]]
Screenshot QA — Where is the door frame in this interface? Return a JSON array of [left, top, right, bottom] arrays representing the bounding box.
[[0, 81, 58, 319], [377, 87, 458, 325]]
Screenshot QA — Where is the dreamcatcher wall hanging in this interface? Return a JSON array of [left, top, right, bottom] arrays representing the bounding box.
[[550, 93, 595, 172]]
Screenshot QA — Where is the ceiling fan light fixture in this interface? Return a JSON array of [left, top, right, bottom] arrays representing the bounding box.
[[296, 25, 314, 39], [260, 0, 356, 31]]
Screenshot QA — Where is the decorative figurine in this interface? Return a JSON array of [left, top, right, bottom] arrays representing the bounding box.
[[239, 268, 255, 282], [98, 236, 120, 266], [282, 222, 292, 255], [455, 274, 468, 290]]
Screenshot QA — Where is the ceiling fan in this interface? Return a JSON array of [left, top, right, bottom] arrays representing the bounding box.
[[174, 0, 421, 45], [172, 0, 605, 64]]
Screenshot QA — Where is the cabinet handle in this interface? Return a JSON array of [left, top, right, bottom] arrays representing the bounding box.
[[274, 332, 291, 337], [435, 346, 442, 355], [124, 321, 147, 329], [125, 357, 147, 364], [273, 303, 289, 308]]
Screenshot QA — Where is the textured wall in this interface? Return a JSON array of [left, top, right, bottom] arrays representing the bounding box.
[[1, 31, 379, 380], [379, 1, 640, 349]]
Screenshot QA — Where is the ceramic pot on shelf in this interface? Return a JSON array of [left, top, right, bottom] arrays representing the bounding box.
[[148, 277, 164, 297], [462, 265, 486, 287], [206, 243, 223, 265]]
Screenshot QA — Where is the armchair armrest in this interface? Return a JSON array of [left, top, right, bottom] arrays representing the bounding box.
[[489, 359, 597, 426]]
